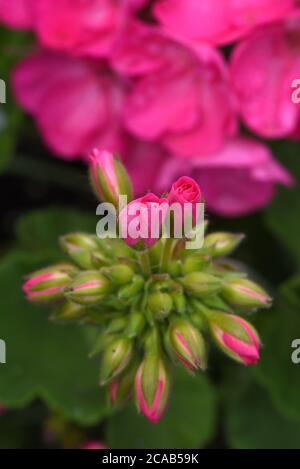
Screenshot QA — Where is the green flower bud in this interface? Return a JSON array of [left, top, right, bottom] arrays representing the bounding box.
[[106, 317, 128, 334], [222, 278, 272, 309], [66, 271, 111, 305], [52, 300, 86, 321], [170, 290, 186, 314], [168, 319, 207, 371], [99, 337, 133, 385], [102, 264, 135, 286], [89, 149, 133, 207], [181, 272, 222, 297], [118, 274, 144, 300], [182, 254, 210, 274], [168, 260, 182, 277], [148, 292, 173, 320], [91, 251, 110, 268], [125, 312, 146, 338], [204, 232, 245, 258], [60, 233, 98, 269]]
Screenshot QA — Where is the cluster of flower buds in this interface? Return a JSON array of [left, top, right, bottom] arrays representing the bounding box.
[[23, 149, 271, 424]]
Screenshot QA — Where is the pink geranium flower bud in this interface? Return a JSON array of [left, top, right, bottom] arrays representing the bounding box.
[[168, 176, 202, 230], [135, 354, 170, 424], [210, 314, 260, 365], [22, 264, 74, 303], [89, 148, 133, 207], [168, 319, 207, 372], [119, 193, 169, 250]]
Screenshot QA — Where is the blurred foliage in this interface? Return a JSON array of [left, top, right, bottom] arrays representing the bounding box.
[[0, 208, 112, 425], [0, 27, 31, 172]]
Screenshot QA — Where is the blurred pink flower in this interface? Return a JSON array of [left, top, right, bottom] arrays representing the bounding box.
[[32, 0, 121, 58], [0, 0, 147, 57], [230, 11, 300, 139], [12, 50, 126, 159], [156, 137, 293, 217], [0, 0, 33, 29], [153, 0, 296, 46], [118, 21, 237, 156], [81, 441, 107, 449]]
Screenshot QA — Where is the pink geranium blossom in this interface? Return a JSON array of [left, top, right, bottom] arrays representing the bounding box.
[[117, 21, 237, 156], [12, 50, 126, 159], [230, 11, 300, 138], [155, 137, 293, 217], [153, 0, 296, 46], [0, 0, 33, 29]]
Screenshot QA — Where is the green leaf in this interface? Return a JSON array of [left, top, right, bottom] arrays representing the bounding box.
[[16, 207, 96, 253], [225, 377, 300, 449], [0, 250, 109, 425], [253, 299, 300, 422], [264, 141, 300, 268], [107, 369, 217, 449]]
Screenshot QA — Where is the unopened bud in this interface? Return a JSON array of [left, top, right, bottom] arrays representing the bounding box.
[[60, 233, 98, 269], [102, 264, 134, 286], [66, 271, 111, 305], [89, 149, 133, 207], [125, 312, 146, 338], [170, 289, 186, 314], [222, 278, 272, 309], [209, 312, 260, 365], [52, 300, 86, 321], [109, 361, 138, 407], [168, 319, 207, 371], [135, 354, 170, 424], [23, 264, 73, 303], [181, 272, 222, 297], [204, 232, 245, 258], [182, 254, 210, 274], [100, 337, 133, 385], [118, 275, 144, 303], [148, 292, 173, 320]]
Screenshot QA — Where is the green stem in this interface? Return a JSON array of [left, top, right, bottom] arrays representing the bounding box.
[[139, 250, 151, 276], [160, 238, 175, 273]]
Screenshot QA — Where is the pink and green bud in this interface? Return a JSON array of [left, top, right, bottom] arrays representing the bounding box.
[[66, 271, 111, 306], [89, 149, 133, 207], [204, 232, 245, 258], [209, 313, 260, 365], [23, 264, 73, 303], [60, 233, 99, 269], [100, 337, 133, 385], [102, 264, 134, 286], [222, 278, 272, 309], [135, 354, 170, 424], [109, 361, 138, 407], [181, 272, 222, 297], [168, 320, 207, 371], [148, 292, 173, 320]]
